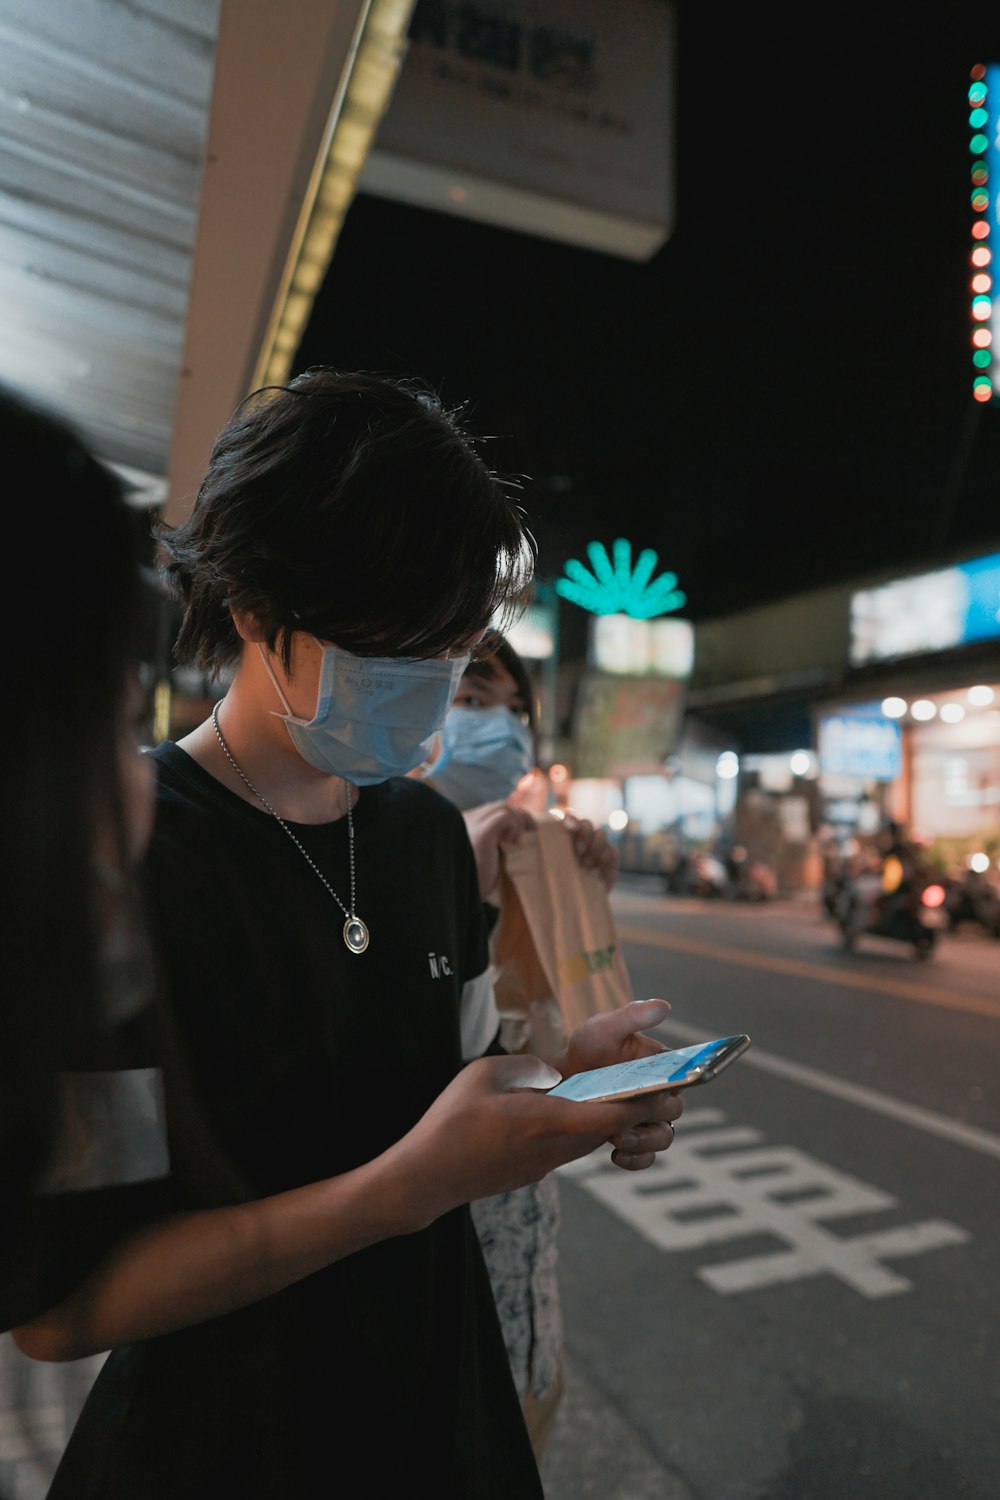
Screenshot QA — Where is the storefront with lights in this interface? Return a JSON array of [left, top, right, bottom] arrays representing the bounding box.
[[674, 544, 1000, 888], [812, 552, 1000, 868]]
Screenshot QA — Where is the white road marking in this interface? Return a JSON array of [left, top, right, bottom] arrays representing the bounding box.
[[561, 1106, 970, 1297], [655, 1017, 1000, 1162]]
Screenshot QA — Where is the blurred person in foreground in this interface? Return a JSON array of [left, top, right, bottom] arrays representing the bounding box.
[[16, 368, 682, 1500], [0, 387, 164, 1497], [417, 630, 620, 1461]]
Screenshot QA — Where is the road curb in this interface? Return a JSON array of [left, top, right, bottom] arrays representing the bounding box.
[[540, 1358, 696, 1500]]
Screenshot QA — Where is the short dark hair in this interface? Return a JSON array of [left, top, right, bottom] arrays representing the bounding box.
[[158, 368, 535, 673]]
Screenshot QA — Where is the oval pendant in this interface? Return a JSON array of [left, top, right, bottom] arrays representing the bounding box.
[[343, 916, 370, 954]]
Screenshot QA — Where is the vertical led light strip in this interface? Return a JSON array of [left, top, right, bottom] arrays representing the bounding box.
[[969, 64, 1000, 402]]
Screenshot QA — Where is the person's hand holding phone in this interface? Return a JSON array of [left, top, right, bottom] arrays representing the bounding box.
[[384, 1045, 680, 1229], [554, 998, 682, 1169]]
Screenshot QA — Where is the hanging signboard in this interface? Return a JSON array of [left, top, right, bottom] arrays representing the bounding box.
[[360, 0, 675, 260]]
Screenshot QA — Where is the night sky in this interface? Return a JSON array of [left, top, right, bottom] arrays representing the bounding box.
[[296, 1, 1000, 629]]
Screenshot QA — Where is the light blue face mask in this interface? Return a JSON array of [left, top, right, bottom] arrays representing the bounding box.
[[427, 704, 535, 810], [260, 641, 469, 785]]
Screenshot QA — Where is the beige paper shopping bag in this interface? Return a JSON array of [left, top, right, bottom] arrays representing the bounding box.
[[492, 818, 633, 1063]]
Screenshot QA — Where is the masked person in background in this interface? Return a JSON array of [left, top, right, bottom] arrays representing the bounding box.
[[421, 631, 536, 810], [417, 631, 620, 1461], [422, 631, 618, 912], [15, 369, 683, 1500]]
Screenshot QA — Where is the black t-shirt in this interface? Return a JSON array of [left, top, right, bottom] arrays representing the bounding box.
[[50, 744, 542, 1499]]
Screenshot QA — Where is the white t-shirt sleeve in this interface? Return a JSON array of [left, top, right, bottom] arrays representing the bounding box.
[[459, 966, 501, 1061]]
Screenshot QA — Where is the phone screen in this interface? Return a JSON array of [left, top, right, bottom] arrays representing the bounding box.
[[546, 1035, 751, 1103]]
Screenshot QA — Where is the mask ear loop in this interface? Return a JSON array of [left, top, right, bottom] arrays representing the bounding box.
[[256, 641, 298, 718]]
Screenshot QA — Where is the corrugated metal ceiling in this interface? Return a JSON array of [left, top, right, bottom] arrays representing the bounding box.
[[0, 0, 220, 499]]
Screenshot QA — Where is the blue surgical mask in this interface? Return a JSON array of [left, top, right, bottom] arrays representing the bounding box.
[[259, 641, 469, 785], [427, 704, 534, 810]]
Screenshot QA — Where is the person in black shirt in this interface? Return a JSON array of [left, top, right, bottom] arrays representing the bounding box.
[[17, 369, 683, 1499]]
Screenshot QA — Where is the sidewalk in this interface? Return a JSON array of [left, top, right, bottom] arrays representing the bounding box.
[[540, 1359, 696, 1500]]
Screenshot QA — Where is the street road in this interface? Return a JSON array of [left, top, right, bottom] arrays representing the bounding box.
[[541, 876, 1000, 1500]]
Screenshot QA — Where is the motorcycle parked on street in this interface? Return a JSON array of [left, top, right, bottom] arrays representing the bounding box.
[[662, 848, 729, 898], [834, 872, 943, 959]]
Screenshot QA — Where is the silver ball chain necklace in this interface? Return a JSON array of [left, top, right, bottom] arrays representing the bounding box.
[[211, 700, 370, 954]]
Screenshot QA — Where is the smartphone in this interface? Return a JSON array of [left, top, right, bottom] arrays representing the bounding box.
[[545, 1034, 751, 1103]]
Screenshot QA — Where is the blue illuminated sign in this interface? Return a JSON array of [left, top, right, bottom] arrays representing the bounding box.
[[960, 551, 1000, 642], [818, 705, 903, 782], [850, 550, 1000, 664]]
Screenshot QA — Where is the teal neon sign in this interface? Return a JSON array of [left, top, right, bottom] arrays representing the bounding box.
[[555, 539, 686, 619]]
